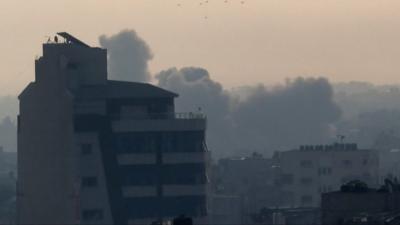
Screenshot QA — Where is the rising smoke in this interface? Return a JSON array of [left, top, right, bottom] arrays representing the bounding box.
[[155, 68, 342, 156], [98, 29, 344, 157], [156, 67, 234, 156], [230, 78, 341, 153], [99, 29, 153, 82]]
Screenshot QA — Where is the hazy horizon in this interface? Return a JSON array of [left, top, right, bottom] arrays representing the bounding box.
[[2, 0, 400, 96]]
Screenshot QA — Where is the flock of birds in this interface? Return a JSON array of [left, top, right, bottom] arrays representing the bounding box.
[[176, 0, 247, 19]]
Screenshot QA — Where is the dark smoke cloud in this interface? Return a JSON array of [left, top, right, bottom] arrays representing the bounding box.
[[99, 30, 153, 82], [156, 67, 234, 155], [156, 68, 341, 157], [231, 78, 341, 152], [99, 29, 343, 157]]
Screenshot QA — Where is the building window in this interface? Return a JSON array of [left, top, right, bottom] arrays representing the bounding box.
[[82, 177, 98, 187], [281, 174, 294, 185], [300, 160, 313, 168], [81, 144, 92, 155], [82, 209, 103, 221], [318, 167, 332, 176], [301, 195, 313, 205], [300, 177, 313, 185]]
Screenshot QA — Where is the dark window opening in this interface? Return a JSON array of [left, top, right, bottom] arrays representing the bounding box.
[[82, 177, 98, 187]]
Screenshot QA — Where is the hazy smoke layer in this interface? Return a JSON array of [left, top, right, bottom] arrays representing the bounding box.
[[156, 67, 234, 155], [0, 96, 17, 120], [0, 96, 17, 151], [0, 117, 16, 152], [99, 30, 153, 82], [231, 78, 341, 153], [156, 68, 341, 156]]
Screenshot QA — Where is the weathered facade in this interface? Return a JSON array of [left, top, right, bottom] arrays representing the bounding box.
[[17, 33, 209, 225]]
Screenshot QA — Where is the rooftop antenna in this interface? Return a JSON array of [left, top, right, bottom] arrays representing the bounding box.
[[44, 36, 51, 43], [337, 135, 345, 144]]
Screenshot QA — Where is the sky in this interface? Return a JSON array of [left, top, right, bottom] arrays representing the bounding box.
[[1, 0, 400, 95]]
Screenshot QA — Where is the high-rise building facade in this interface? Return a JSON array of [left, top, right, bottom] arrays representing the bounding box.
[[17, 33, 209, 225]]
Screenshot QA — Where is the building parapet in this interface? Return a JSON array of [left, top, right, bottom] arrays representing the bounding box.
[[112, 112, 206, 120], [112, 115, 206, 132]]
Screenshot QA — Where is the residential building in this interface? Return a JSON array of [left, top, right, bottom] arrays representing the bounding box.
[[211, 153, 281, 223], [17, 33, 209, 225], [275, 143, 379, 208]]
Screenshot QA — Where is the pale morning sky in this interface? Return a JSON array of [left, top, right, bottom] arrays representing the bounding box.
[[1, 0, 400, 95]]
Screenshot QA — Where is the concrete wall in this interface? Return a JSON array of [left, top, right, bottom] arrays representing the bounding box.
[[18, 82, 76, 224]]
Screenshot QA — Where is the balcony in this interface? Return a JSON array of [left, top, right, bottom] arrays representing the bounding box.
[[112, 112, 206, 120], [111, 112, 206, 132]]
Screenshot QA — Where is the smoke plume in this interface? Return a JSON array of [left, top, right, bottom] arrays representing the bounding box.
[[100, 29, 343, 157], [156, 67, 234, 155], [99, 30, 153, 82], [231, 78, 341, 153]]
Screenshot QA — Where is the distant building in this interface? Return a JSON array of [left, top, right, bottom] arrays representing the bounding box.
[[211, 153, 281, 223], [17, 33, 209, 225], [275, 143, 379, 208], [321, 187, 400, 225], [208, 195, 242, 225]]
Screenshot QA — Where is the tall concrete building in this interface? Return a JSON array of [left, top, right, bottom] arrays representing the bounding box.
[[275, 143, 379, 208], [17, 33, 209, 225]]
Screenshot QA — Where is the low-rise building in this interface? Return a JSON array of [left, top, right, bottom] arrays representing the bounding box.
[[211, 153, 281, 223], [275, 143, 379, 208]]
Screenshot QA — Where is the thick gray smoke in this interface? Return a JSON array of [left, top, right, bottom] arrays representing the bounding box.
[[156, 67, 234, 155], [156, 68, 341, 157], [98, 29, 345, 157], [99, 30, 153, 82], [231, 78, 341, 153]]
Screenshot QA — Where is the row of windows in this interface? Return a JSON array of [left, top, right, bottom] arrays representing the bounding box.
[[299, 159, 372, 168], [120, 164, 207, 186], [116, 131, 204, 153], [280, 175, 314, 185], [281, 173, 372, 186], [82, 173, 206, 188], [318, 167, 332, 176], [80, 131, 205, 155]]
